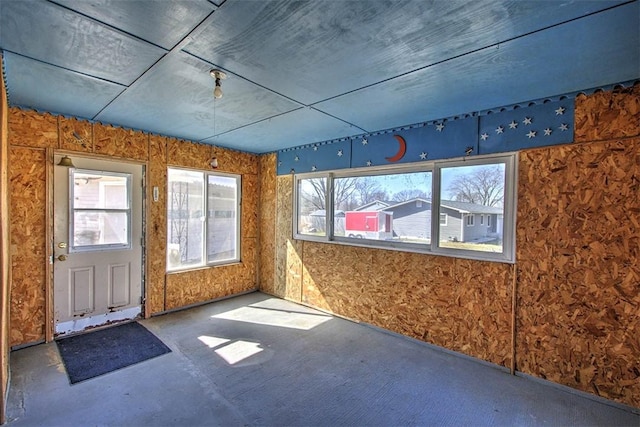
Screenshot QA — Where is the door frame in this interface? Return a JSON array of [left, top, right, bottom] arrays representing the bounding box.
[[46, 150, 148, 341]]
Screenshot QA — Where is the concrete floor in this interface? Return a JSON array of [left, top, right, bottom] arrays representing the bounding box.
[[5, 292, 640, 426]]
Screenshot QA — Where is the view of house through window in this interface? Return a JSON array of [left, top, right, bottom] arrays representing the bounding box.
[[333, 172, 432, 245], [70, 170, 131, 251], [167, 168, 240, 271], [294, 154, 515, 263], [438, 163, 506, 254]]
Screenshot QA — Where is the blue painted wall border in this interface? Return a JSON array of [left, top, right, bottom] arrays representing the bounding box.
[[276, 80, 638, 175]]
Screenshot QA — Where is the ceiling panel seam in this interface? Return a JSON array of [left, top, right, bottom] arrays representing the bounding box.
[[308, 0, 638, 107], [92, 7, 222, 120], [46, 0, 171, 52], [183, 50, 308, 109], [197, 106, 306, 142], [0, 49, 128, 88]]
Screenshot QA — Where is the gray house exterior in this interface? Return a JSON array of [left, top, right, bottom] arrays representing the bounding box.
[[375, 198, 503, 243], [382, 198, 432, 242], [439, 200, 503, 243]]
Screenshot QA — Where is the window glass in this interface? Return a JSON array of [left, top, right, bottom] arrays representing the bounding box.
[[167, 169, 204, 269], [167, 169, 241, 271], [207, 175, 239, 263], [292, 154, 515, 263], [70, 170, 130, 251], [438, 163, 505, 253], [333, 172, 432, 245], [296, 177, 328, 237]]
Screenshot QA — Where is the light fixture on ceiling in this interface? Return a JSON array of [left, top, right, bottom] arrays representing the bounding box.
[[57, 155, 75, 167], [210, 69, 227, 99]]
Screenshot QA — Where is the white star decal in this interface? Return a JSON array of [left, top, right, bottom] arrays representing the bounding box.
[[509, 121, 518, 129], [366, 160, 373, 167], [523, 117, 532, 125], [480, 133, 489, 141], [294, 156, 299, 162], [278, 161, 282, 167], [526, 130, 537, 138], [361, 138, 368, 145], [555, 106, 566, 115], [559, 123, 569, 131], [419, 152, 428, 160], [337, 150, 343, 157], [311, 165, 317, 171], [313, 146, 318, 151], [543, 128, 552, 136], [495, 126, 504, 134], [436, 123, 445, 132]]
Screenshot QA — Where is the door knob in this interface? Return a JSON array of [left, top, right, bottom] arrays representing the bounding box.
[[57, 254, 68, 262]]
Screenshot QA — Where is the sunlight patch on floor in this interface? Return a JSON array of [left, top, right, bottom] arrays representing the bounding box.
[[212, 305, 332, 330], [198, 335, 263, 365]]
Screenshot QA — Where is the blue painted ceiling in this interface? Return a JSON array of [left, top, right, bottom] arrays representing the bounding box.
[[0, 0, 638, 154]]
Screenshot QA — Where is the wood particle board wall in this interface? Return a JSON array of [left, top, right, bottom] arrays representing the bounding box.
[[7, 108, 259, 348], [257, 154, 277, 294], [261, 85, 640, 408], [1, 55, 11, 425]]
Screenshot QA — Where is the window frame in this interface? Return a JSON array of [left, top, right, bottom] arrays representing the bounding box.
[[166, 167, 241, 272], [293, 152, 517, 263], [466, 214, 475, 227]]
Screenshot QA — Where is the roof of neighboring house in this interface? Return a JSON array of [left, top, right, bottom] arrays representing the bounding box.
[[309, 209, 345, 217], [353, 200, 393, 211], [382, 198, 431, 211], [441, 200, 503, 214], [379, 198, 503, 215]]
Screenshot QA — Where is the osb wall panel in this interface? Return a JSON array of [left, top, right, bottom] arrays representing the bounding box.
[[59, 116, 93, 153], [215, 149, 258, 175], [1, 56, 10, 424], [167, 138, 212, 169], [302, 242, 513, 366], [274, 175, 303, 301], [93, 124, 149, 160], [8, 109, 57, 148], [146, 135, 168, 315], [517, 138, 640, 407], [165, 236, 257, 310], [575, 84, 640, 143], [257, 154, 276, 294], [9, 147, 46, 345], [242, 174, 259, 239]]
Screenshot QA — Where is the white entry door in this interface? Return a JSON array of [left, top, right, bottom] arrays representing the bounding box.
[[53, 156, 143, 336]]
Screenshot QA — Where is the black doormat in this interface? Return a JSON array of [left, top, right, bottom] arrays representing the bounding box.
[[56, 321, 171, 384]]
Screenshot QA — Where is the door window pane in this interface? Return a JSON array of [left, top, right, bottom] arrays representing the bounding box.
[[70, 170, 131, 251], [439, 163, 505, 252], [167, 169, 204, 269]]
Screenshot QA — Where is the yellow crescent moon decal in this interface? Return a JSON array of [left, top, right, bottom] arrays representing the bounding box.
[[386, 135, 407, 162]]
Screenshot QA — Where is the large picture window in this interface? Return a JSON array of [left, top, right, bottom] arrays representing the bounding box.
[[293, 153, 516, 263], [167, 168, 241, 271]]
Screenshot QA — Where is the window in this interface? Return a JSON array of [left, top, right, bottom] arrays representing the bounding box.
[[70, 170, 131, 252], [436, 157, 515, 259], [466, 215, 475, 226], [294, 153, 516, 263], [167, 168, 240, 271], [295, 176, 327, 238]]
